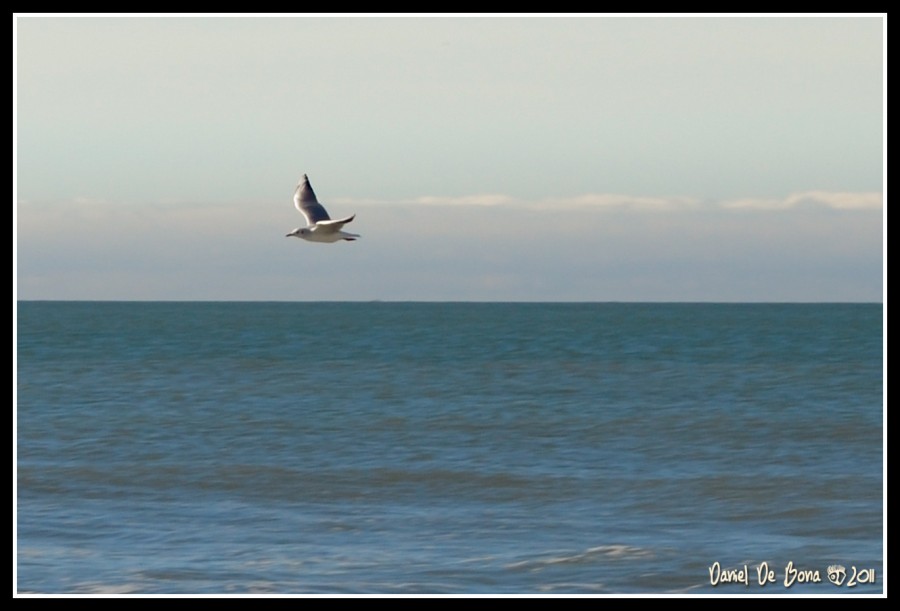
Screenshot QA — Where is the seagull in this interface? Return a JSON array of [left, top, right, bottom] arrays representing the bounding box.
[[286, 174, 359, 243]]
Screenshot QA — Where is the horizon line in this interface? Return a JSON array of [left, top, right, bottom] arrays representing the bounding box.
[[14, 299, 884, 305]]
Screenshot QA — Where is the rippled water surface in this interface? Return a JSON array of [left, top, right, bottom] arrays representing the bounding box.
[[16, 302, 884, 594]]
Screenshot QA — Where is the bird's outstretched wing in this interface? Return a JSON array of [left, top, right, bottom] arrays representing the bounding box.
[[312, 215, 356, 233], [293, 174, 332, 225]]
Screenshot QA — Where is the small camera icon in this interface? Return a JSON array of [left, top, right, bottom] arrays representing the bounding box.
[[827, 565, 846, 586]]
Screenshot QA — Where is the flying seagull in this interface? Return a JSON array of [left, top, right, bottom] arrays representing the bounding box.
[[286, 174, 359, 243]]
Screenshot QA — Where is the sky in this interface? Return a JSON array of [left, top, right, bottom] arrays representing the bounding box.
[[14, 14, 885, 301]]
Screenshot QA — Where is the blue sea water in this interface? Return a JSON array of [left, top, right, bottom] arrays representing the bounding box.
[[15, 302, 884, 594]]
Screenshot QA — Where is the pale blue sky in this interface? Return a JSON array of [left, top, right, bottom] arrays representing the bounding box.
[[14, 15, 884, 301]]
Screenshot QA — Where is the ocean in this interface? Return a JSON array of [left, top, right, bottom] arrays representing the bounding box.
[[15, 302, 884, 595]]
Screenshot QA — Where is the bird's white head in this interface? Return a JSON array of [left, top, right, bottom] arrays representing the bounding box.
[[286, 227, 310, 239]]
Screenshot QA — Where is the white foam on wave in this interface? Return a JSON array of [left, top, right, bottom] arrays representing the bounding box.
[[505, 544, 655, 571]]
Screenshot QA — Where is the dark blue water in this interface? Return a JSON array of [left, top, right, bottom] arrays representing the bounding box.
[[16, 302, 884, 594]]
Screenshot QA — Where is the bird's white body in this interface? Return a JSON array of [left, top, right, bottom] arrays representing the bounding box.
[[286, 222, 358, 243], [286, 174, 359, 243]]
